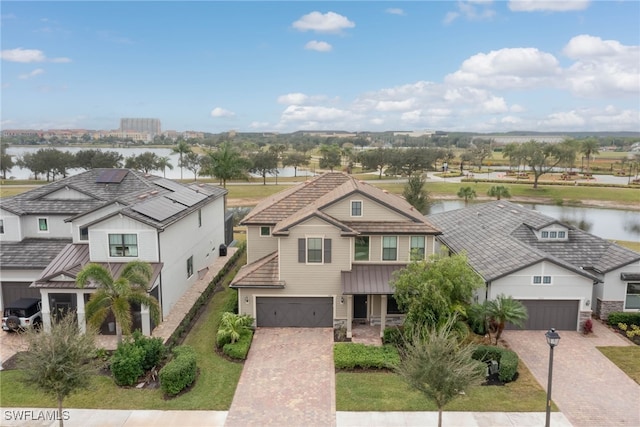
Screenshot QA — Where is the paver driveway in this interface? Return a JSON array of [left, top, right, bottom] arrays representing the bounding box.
[[504, 320, 640, 427], [225, 328, 335, 427]]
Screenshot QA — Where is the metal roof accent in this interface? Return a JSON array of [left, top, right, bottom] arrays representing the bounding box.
[[342, 264, 406, 294]]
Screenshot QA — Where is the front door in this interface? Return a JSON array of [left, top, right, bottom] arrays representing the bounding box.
[[354, 295, 367, 319]]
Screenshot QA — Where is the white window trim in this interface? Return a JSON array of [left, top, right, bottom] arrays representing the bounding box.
[[259, 226, 271, 237], [382, 235, 399, 262], [37, 217, 49, 233], [306, 236, 324, 265], [350, 200, 363, 217], [533, 275, 552, 285], [108, 232, 139, 258], [0, 218, 4, 234], [354, 236, 370, 262], [624, 283, 640, 310], [410, 236, 426, 260], [187, 255, 194, 278]]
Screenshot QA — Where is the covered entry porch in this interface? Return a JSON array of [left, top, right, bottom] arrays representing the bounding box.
[[342, 264, 406, 339]]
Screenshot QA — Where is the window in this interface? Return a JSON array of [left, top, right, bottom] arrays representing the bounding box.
[[0, 219, 4, 234], [351, 200, 362, 217], [187, 256, 194, 278], [410, 236, 425, 261], [198, 209, 202, 227], [533, 275, 551, 284], [625, 283, 640, 310], [541, 231, 549, 238], [387, 295, 402, 314], [543, 276, 552, 284], [558, 231, 566, 238], [38, 218, 48, 232], [109, 234, 138, 257], [79, 227, 89, 241], [307, 238, 323, 263], [549, 231, 557, 238], [260, 226, 270, 236], [354, 236, 369, 261], [533, 276, 542, 284], [382, 236, 398, 261]]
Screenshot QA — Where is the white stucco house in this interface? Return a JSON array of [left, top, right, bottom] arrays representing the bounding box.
[[0, 168, 228, 335], [428, 200, 640, 331]]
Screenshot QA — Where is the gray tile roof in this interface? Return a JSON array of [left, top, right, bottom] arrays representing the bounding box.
[[0, 238, 72, 269], [428, 200, 640, 281]]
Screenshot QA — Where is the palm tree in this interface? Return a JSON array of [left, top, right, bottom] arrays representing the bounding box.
[[486, 294, 528, 344], [457, 186, 477, 206], [202, 142, 250, 188], [156, 156, 174, 178], [76, 261, 160, 344], [172, 139, 192, 180], [487, 185, 511, 200], [217, 312, 253, 345], [580, 138, 600, 174]]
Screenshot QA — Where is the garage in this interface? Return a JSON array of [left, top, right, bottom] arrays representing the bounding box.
[[256, 297, 333, 327], [2, 282, 41, 308], [506, 300, 579, 331]]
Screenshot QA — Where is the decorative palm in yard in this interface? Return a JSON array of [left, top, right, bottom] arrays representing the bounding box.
[[487, 294, 528, 344], [487, 185, 511, 200], [76, 261, 160, 344]]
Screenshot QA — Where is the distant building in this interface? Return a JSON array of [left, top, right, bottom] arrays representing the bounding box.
[[120, 118, 161, 136]]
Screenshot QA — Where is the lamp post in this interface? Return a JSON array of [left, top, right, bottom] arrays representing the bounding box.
[[545, 328, 561, 427]]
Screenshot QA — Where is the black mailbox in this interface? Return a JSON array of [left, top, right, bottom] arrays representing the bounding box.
[[219, 244, 227, 256]]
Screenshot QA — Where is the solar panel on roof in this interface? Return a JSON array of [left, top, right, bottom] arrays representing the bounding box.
[[130, 196, 187, 222], [154, 178, 186, 192], [165, 189, 206, 207], [96, 169, 128, 183]]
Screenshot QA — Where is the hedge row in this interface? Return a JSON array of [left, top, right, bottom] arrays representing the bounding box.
[[472, 345, 519, 383], [165, 242, 246, 350], [334, 343, 400, 370], [461, 177, 638, 189], [159, 345, 197, 396], [607, 312, 640, 326], [222, 330, 253, 360]]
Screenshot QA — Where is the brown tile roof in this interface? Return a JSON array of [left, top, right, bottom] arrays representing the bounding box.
[[230, 252, 284, 288]]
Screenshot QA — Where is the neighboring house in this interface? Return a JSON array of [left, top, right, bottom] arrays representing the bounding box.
[[428, 200, 640, 331], [230, 172, 441, 338], [0, 168, 228, 335]]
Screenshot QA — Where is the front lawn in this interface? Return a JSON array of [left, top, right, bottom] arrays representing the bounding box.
[[597, 346, 640, 385], [336, 360, 555, 412]]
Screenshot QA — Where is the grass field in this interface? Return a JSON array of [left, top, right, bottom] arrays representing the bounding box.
[[597, 347, 640, 385]]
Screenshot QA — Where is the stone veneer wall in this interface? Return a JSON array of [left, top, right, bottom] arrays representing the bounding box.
[[596, 299, 624, 320], [579, 310, 592, 332]]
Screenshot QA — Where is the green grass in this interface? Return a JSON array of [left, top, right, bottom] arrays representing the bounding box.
[[597, 346, 640, 385], [336, 361, 555, 412], [614, 240, 640, 252], [0, 284, 243, 410]]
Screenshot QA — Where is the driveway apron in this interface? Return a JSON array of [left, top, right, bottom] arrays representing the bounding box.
[[225, 328, 336, 427], [504, 321, 640, 427]]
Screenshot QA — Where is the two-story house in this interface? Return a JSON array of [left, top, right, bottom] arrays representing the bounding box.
[[230, 172, 442, 338], [0, 168, 227, 335], [428, 200, 640, 330]]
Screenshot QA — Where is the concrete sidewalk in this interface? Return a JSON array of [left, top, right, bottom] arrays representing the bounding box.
[[0, 408, 573, 426]]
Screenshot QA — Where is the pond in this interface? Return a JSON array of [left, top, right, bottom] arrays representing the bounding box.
[[429, 200, 640, 242]]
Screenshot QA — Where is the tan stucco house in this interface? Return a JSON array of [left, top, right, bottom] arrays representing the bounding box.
[[230, 172, 441, 338]]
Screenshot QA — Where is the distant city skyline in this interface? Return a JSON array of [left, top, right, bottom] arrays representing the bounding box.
[[1, 1, 639, 133]]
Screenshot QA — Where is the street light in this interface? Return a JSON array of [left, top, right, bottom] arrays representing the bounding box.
[[545, 328, 561, 427]]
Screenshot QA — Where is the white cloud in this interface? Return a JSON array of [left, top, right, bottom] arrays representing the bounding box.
[[538, 110, 586, 128], [375, 99, 416, 112], [278, 93, 309, 105], [0, 47, 70, 63], [385, 8, 405, 16], [444, 1, 496, 24], [508, 0, 590, 12], [210, 107, 235, 118], [292, 11, 355, 34], [305, 40, 332, 52], [18, 68, 45, 79]]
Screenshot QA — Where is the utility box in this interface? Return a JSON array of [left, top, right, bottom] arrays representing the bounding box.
[[219, 244, 227, 257]]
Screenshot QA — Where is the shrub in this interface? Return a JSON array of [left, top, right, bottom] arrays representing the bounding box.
[[223, 330, 253, 360], [608, 312, 640, 326], [216, 312, 253, 348], [110, 343, 145, 386], [472, 345, 519, 383], [131, 331, 166, 371], [159, 345, 197, 396], [383, 327, 404, 347], [334, 343, 400, 370], [582, 318, 593, 335]]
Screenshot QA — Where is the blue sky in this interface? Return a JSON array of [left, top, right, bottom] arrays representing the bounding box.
[[1, 1, 639, 133]]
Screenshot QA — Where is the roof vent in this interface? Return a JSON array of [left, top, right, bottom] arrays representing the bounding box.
[[150, 190, 159, 195], [497, 204, 504, 208], [511, 210, 519, 214], [383, 190, 388, 193], [138, 194, 148, 199]]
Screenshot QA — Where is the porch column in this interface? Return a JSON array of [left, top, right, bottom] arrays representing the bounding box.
[[380, 295, 387, 338], [346, 295, 353, 339], [141, 304, 151, 336], [39, 290, 52, 333], [76, 291, 86, 334]]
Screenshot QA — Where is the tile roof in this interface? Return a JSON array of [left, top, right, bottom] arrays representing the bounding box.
[[428, 200, 640, 281], [0, 238, 72, 269], [230, 252, 284, 288]]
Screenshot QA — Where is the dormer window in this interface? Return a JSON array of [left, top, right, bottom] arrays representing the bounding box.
[[351, 200, 363, 217], [260, 226, 270, 237], [539, 226, 568, 241]]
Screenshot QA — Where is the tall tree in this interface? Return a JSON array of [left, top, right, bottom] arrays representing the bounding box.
[[505, 140, 569, 189], [76, 261, 160, 345], [319, 143, 342, 171], [358, 148, 389, 179], [457, 186, 477, 206], [202, 142, 250, 188], [580, 138, 600, 174], [282, 152, 310, 177], [0, 144, 14, 179], [172, 139, 192, 180], [156, 156, 174, 178], [403, 174, 431, 214], [396, 316, 486, 427], [486, 185, 511, 200], [249, 150, 278, 185], [486, 294, 528, 344], [469, 139, 493, 170], [124, 152, 162, 174], [19, 313, 100, 427], [181, 151, 204, 181]]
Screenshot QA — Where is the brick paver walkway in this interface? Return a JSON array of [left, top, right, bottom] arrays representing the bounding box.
[[225, 328, 336, 427], [504, 320, 640, 427]]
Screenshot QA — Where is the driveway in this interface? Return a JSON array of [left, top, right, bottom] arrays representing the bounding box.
[[0, 331, 28, 370], [504, 320, 640, 427], [225, 328, 335, 427]]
